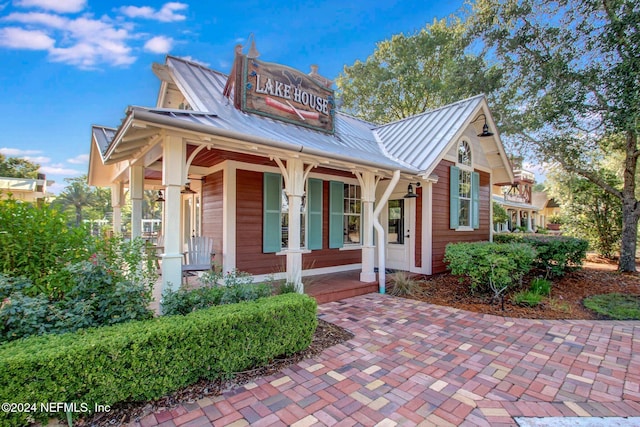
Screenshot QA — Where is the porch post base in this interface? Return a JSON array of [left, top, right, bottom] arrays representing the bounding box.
[[360, 272, 377, 282], [161, 254, 183, 294]]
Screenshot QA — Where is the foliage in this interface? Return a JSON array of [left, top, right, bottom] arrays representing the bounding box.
[[444, 242, 536, 300], [547, 167, 622, 259], [0, 153, 40, 178], [472, 0, 640, 272], [547, 214, 563, 225], [583, 293, 640, 320], [494, 234, 589, 277], [336, 16, 504, 124], [493, 201, 509, 224], [277, 282, 297, 295], [513, 290, 543, 307], [388, 271, 423, 297], [0, 294, 317, 426], [162, 269, 273, 316], [0, 197, 91, 295], [530, 277, 552, 297], [53, 175, 99, 227]]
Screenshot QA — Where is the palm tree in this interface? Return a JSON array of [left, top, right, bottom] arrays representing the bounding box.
[[54, 176, 97, 227]]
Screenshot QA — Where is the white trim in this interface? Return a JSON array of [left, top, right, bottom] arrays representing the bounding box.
[[250, 263, 362, 284], [222, 161, 236, 274], [423, 181, 433, 275], [340, 245, 363, 251], [276, 249, 312, 256], [455, 226, 475, 232]]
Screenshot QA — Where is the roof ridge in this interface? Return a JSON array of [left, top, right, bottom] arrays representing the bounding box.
[[166, 54, 229, 78], [374, 93, 486, 130]]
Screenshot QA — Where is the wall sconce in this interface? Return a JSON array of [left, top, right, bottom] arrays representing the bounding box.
[[155, 190, 165, 202], [404, 182, 421, 198], [181, 183, 196, 194], [474, 113, 494, 137]]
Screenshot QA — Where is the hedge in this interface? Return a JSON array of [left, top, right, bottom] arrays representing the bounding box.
[[493, 234, 589, 277], [0, 293, 317, 426]]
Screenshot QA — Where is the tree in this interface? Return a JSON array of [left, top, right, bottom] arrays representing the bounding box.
[[493, 201, 509, 225], [547, 166, 622, 259], [54, 176, 97, 227], [335, 17, 504, 123], [472, 0, 640, 271], [0, 154, 40, 178]]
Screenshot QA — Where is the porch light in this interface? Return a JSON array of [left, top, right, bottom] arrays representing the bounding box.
[[475, 114, 494, 137], [181, 183, 196, 194], [246, 33, 260, 59], [404, 182, 421, 198], [155, 190, 165, 202]]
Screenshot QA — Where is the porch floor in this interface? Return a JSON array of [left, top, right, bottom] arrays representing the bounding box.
[[304, 270, 379, 304]]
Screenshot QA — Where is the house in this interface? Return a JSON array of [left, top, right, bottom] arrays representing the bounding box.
[[492, 167, 539, 232], [0, 173, 54, 204], [88, 53, 514, 296]]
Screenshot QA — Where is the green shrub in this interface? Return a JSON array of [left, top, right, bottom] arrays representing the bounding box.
[[513, 290, 543, 306], [494, 234, 588, 277], [583, 293, 640, 320], [0, 198, 92, 296], [530, 277, 552, 296], [444, 242, 537, 300], [162, 269, 274, 316], [0, 293, 317, 426]]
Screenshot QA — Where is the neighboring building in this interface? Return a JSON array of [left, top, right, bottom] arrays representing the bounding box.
[[532, 192, 561, 229], [493, 168, 539, 232], [88, 54, 513, 295], [0, 173, 54, 203]]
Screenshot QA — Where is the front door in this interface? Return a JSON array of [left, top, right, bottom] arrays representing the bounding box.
[[385, 198, 412, 271]]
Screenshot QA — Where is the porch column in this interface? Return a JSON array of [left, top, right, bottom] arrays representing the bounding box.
[[527, 211, 533, 232], [129, 165, 144, 239], [516, 209, 522, 229], [110, 181, 124, 235], [354, 171, 377, 282], [161, 134, 186, 293], [284, 158, 305, 293]]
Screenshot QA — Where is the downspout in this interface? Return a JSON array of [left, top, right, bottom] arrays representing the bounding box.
[[372, 170, 400, 294]]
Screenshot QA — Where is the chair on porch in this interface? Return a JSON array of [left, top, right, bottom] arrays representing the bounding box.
[[182, 236, 215, 285]]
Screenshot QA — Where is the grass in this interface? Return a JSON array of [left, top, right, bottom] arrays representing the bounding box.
[[388, 271, 424, 297], [513, 290, 543, 307], [583, 293, 640, 320]]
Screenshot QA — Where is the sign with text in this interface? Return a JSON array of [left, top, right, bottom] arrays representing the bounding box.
[[240, 56, 335, 134]]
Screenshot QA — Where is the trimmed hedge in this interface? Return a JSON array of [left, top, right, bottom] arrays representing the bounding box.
[[0, 293, 317, 426], [493, 234, 588, 277]]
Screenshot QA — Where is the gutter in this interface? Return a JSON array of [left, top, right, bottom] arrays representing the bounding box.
[[372, 169, 400, 294], [105, 107, 418, 174]]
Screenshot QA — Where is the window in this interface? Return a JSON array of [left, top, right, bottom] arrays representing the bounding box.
[[343, 183, 361, 244], [450, 140, 480, 230], [387, 199, 404, 244]]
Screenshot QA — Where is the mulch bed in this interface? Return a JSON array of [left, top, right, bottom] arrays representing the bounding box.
[[410, 258, 640, 320], [73, 320, 352, 426]]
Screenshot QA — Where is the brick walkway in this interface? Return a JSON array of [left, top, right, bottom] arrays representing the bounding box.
[[132, 294, 640, 426]]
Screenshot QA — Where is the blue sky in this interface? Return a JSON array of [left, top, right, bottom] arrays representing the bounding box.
[[0, 0, 466, 193]]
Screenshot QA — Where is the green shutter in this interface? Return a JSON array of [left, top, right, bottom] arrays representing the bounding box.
[[263, 172, 282, 253], [450, 166, 460, 229], [307, 178, 323, 250], [472, 171, 480, 229], [329, 181, 344, 249]]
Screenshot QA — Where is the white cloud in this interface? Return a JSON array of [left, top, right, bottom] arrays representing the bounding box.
[[0, 147, 43, 156], [0, 26, 54, 49], [144, 35, 172, 53], [13, 0, 86, 14], [23, 155, 50, 164], [39, 165, 83, 175], [119, 2, 187, 22], [2, 12, 136, 68], [67, 153, 89, 164]]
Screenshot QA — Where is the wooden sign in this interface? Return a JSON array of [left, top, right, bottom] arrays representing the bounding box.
[[239, 56, 335, 134]]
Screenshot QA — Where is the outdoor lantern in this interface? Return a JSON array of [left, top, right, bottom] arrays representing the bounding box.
[[181, 183, 196, 194], [155, 190, 165, 202], [476, 114, 494, 137], [404, 182, 421, 198], [246, 33, 260, 59]]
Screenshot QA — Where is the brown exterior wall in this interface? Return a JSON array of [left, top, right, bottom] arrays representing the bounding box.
[[235, 169, 361, 275], [201, 170, 224, 258], [431, 159, 491, 274]]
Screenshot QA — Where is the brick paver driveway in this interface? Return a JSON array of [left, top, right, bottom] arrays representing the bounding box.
[[137, 294, 640, 426]]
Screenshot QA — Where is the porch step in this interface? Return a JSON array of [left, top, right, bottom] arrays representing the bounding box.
[[309, 282, 379, 304]]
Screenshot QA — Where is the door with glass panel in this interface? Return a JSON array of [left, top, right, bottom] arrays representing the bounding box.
[[385, 198, 412, 271]]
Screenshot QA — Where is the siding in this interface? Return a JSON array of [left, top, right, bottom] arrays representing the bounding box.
[[201, 170, 223, 258], [235, 170, 361, 275], [431, 159, 491, 274], [415, 186, 422, 268]]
